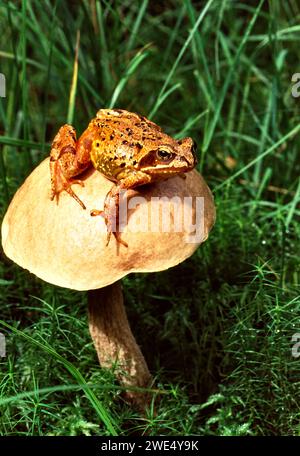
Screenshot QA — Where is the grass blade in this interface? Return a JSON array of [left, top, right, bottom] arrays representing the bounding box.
[[214, 123, 300, 191], [202, 0, 264, 152], [0, 319, 118, 435], [149, 0, 214, 119], [126, 0, 148, 52], [67, 30, 80, 125], [109, 46, 149, 108]]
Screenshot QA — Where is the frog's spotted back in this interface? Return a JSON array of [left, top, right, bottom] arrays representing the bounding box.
[[95, 109, 162, 135]]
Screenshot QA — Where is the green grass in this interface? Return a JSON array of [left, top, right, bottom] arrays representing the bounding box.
[[0, 0, 300, 436]]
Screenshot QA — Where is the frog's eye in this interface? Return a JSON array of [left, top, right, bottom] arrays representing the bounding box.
[[156, 149, 173, 161]]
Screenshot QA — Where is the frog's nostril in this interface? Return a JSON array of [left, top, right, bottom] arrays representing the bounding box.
[[179, 156, 191, 166], [180, 156, 195, 168]]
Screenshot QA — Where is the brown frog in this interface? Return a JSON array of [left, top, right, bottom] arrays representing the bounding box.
[[50, 109, 197, 247]]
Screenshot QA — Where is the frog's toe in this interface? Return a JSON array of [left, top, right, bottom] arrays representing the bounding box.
[[90, 209, 104, 217], [72, 179, 85, 187], [51, 182, 86, 210], [112, 231, 128, 248], [90, 207, 128, 248], [106, 230, 112, 247], [64, 184, 86, 209], [50, 160, 86, 209]]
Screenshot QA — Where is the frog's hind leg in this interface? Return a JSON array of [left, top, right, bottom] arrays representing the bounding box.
[[50, 124, 91, 209]]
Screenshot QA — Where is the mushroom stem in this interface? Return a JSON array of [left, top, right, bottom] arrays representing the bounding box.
[[88, 281, 152, 409]]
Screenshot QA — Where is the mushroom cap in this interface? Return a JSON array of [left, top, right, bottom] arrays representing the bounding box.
[[1, 159, 215, 291]]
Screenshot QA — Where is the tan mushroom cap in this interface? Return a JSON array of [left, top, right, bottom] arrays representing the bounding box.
[[1, 158, 215, 291]]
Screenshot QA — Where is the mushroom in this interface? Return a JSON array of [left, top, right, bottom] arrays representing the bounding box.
[[1, 158, 215, 408]]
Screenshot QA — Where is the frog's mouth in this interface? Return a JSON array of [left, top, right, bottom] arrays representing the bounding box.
[[142, 161, 193, 175]]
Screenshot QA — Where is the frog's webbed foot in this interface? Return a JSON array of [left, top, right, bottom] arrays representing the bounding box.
[[50, 124, 86, 210], [50, 160, 86, 209], [91, 186, 128, 248]]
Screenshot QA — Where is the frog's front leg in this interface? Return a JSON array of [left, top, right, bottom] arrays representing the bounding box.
[[91, 172, 152, 247], [50, 125, 93, 209], [91, 184, 126, 247]]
